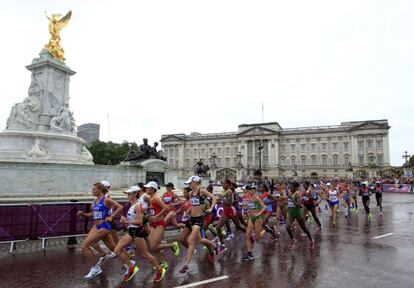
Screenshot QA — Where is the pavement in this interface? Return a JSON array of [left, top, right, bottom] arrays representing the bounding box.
[[1, 193, 414, 288]]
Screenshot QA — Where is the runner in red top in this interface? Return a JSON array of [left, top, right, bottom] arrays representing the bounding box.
[[145, 181, 180, 271], [162, 183, 185, 229]]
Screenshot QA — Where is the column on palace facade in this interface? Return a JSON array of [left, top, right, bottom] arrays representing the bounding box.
[[383, 132, 391, 166], [178, 144, 185, 169], [350, 134, 358, 165], [268, 139, 274, 167]]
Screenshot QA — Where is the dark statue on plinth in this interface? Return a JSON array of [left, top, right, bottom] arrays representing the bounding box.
[[194, 159, 210, 176], [124, 138, 167, 162]]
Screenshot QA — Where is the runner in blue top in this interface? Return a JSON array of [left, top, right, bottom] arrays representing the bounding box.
[[78, 182, 123, 280]]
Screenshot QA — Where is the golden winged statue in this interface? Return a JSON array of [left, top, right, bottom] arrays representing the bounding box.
[[44, 10, 72, 61]]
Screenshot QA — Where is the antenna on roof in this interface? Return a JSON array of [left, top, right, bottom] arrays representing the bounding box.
[[107, 113, 111, 141], [261, 102, 264, 123]]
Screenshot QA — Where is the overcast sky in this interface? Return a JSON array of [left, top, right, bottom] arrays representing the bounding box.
[[0, 0, 413, 165]]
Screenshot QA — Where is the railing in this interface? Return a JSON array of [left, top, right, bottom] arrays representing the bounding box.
[[1, 187, 411, 253]]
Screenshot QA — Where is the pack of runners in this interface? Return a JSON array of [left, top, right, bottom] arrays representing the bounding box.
[[78, 175, 386, 282]]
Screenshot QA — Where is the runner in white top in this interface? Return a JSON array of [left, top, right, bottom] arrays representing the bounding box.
[[114, 186, 166, 283]]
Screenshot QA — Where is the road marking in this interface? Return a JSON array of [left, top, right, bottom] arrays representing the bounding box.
[[373, 233, 395, 239], [174, 275, 229, 288]]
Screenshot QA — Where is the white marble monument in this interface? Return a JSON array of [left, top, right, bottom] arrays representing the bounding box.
[[0, 49, 93, 165]]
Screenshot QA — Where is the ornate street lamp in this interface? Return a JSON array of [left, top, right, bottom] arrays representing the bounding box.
[[402, 151, 410, 164], [257, 142, 264, 179], [210, 152, 218, 170], [236, 151, 243, 170]]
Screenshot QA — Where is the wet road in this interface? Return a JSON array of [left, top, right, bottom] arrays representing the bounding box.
[[1, 193, 414, 288]]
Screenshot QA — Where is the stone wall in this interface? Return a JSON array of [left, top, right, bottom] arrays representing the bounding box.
[[0, 162, 143, 197]]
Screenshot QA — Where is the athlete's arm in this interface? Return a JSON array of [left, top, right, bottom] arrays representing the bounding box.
[[201, 189, 217, 212], [105, 197, 123, 221]]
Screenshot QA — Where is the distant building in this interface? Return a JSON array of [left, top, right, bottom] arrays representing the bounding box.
[[77, 123, 100, 145], [161, 120, 391, 180]]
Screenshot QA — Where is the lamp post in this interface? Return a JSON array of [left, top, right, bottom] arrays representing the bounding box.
[[236, 151, 243, 182], [402, 151, 410, 164], [258, 142, 264, 180], [209, 152, 218, 181]]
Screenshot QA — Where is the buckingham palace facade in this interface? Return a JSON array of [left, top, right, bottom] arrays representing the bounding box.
[[160, 120, 391, 180]]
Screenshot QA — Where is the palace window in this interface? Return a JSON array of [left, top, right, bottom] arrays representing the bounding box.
[[311, 155, 317, 165], [344, 154, 350, 164], [301, 156, 306, 166], [333, 155, 338, 166], [377, 155, 383, 165], [367, 140, 373, 149], [322, 155, 327, 166], [332, 143, 337, 152], [376, 140, 383, 148], [359, 155, 364, 166], [344, 142, 349, 152], [358, 141, 364, 151]]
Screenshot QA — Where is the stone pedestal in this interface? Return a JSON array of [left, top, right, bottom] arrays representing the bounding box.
[[210, 169, 217, 181], [236, 169, 243, 181], [0, 50, 92, 164]]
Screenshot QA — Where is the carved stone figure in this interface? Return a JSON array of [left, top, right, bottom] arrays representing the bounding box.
[[6, 94, 40, 129], [50, 106, 72, 132], [25, 139, 48, 159], [80, 146, 93, 163], [194, 159, 210, 177]]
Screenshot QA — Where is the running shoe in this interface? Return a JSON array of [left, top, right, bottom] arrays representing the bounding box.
[[207, 252, 215, 263], [84, 266, 102, 280], [368, 213, 372, 220], [123, 260, 136, 273], [179, 265, 189, 274], [309, 240, 315, 250], [123, 265, 139, 282], [225, 233, 235, 241], [263, 224, 273, 234], [300, 232, 307, 237], [108, 252, 117, 258], [161, 261, 169, 270], [172, 241, 180, 257], [380, 212, 383, 217], [242, 253, 254, 261], [332, 221, 336, 226], [215, 244, 227, 255], [154, 267, 166, 282], [96, 254, 110, 266], [290, 239, 298, 249]]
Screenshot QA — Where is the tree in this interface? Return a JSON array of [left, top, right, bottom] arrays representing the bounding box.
[[88, 140, 139, 165], [409, 155, 414, 167]]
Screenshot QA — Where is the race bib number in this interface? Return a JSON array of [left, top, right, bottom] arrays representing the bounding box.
[[190, 197, 200, 206], [288, 200, 295, 208], [247, 202, 256, 210], [147, 208, 155, 216], [93, 211, 103, 220], [363, 192, 369, 196], [163, 197, 172, 203], [303, 196, 309, 201]]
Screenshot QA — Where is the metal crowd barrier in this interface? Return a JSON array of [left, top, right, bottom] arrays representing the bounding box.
[[0, 204, 33, 253]]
